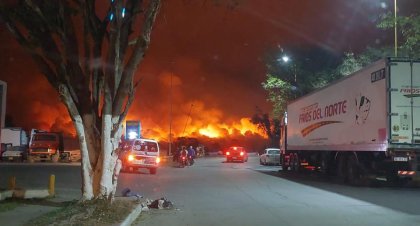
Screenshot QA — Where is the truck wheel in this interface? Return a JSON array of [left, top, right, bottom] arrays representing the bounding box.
[[28, 156, 35, 163], [291, 153, 300, 172], [335, 154, 347, 183], [319, 153, 332, 175], [347, 155, 362, 186], [281, 155, 290, 171], [51, 154, 60, 163], [149, 168, 157, 175]]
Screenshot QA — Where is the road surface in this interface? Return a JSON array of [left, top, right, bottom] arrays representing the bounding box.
[[117, 156, 420, 226], [1, 156, 420, 226]]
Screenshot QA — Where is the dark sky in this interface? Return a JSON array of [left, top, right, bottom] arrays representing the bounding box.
[[0, 0, 418, 140]]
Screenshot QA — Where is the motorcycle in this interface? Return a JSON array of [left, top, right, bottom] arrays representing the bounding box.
[[188, 155, 195, 166], [179, 155, 188, 168]]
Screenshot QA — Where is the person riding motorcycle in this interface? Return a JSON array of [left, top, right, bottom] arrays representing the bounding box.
[[179, 146, 188, 167], [187, 146, 196, 166]]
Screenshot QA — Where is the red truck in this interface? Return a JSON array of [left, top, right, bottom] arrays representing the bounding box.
[[28, 131, 64, 163]]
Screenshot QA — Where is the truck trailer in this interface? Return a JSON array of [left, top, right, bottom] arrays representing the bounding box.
[[280, 58, 420, 184]]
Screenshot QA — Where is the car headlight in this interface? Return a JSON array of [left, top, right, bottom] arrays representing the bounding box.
[[127, 155, 134, 161]]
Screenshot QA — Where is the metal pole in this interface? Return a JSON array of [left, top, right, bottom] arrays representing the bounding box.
[[394, 0, 398, 57], [169, 71, 173, 156]]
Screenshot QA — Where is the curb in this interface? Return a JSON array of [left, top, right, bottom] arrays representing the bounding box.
[[120, 202, 143, 226], [0, 189, 51, 200], [0, 190, 13, 201]]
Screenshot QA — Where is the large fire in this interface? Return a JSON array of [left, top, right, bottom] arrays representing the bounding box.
[[124, 117, 265, 142]]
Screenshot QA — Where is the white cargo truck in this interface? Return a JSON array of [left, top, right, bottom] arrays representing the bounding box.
[[280, 58, 420, 184], [1, 127, 28, 162]]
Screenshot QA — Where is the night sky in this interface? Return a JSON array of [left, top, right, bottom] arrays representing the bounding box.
[[0, 0, 419, 140]]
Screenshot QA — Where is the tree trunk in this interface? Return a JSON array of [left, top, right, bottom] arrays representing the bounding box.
[[61, 85, 122, 200]]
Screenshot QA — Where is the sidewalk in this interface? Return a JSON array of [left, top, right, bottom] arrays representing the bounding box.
[[0, 188, 80, 226]]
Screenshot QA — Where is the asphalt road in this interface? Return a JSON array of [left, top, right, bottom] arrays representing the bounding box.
[[1, 157, 420, 226], [118, 156, 420, 226]]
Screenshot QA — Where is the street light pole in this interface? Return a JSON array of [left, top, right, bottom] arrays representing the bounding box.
[[169, 71, 173, 156], [394, 0, 398, 57]]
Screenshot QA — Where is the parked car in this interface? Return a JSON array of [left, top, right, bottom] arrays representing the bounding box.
[[226, 146, 248, 163], [1, 145, 27, 162], [119, 138, 160, 174], [260, 148, 280, 165]]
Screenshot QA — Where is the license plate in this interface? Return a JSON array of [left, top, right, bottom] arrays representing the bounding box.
[[8, 157, 13, 160], [393, 157, 408, 162], [232, 157, 237, 159], [134, 159, 144, 164]]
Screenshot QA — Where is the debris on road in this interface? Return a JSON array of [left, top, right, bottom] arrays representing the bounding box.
[[121, 188, 142, 199], [147, 197, 173, 209]]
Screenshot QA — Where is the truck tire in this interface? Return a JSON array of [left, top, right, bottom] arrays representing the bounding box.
[[28, 156, 35, 163], [319, 153, 332, 175], [280, 155, 289, 171], [149, 168, 157, 175], [347, 155, 363, 186], [335, 154, 347, 183], [291, 153, 300, 172], [51, 154, 60, 163]]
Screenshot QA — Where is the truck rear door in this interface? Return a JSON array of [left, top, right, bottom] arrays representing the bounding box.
[[389, 60, 420, 144]]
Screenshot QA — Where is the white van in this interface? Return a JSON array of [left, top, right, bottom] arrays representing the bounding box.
[[119, 138, 160, 174]]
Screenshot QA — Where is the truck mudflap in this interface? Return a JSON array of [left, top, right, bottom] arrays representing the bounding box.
[[397, 170, 416, 177]]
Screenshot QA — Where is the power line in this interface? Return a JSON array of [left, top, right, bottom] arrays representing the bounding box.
[[182, 104, 194, 136]]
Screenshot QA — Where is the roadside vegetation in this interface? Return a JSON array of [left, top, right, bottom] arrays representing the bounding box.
[[0, 201, 20, 213], [26, 199, 136, 226]]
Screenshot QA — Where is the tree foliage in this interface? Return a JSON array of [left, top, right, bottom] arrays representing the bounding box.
[[377, 12, 420, 57], [261, 74, 293, 118], [251, 108, 280, 148]]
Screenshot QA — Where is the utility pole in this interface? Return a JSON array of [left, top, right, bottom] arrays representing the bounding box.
[[394, 0, 398, 57], [169, 71, 173, 156]]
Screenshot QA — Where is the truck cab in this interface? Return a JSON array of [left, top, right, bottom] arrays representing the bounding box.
[[28, 132, 63, 162]]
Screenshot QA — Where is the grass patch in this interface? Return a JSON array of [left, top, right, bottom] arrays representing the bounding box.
[[26, 199, 136, 226], [0, 201, 20, 212]]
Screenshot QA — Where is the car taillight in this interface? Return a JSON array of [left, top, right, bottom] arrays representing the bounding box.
[[156, 157, 161, 164], [226, 152, 230, 156], [182, 156, 186, 160], [127, 155, 134, 161], [240, 151, 244, 156]]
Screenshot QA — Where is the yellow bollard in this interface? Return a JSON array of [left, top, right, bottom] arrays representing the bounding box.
[[49, 174, 55, 196], [8, 176, 16, 190]]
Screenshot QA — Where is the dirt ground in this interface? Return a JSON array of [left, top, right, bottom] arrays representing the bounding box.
[[26, 199, 137, 226]]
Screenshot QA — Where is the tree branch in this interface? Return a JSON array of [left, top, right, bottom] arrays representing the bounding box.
[[112, 0, 161, 117]]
